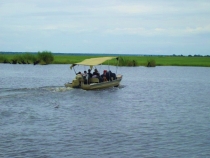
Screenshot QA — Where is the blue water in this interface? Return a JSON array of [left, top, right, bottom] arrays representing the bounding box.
[[0, 64, 210, 157]]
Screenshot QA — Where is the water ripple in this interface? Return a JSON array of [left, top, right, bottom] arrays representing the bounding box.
[[1, 65, 210, 157]]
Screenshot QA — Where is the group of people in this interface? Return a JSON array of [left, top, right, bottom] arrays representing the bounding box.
[[76, 68, 116, 83]]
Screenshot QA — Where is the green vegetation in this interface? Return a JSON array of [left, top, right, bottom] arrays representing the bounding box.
[[0, 55, 9, 63], [0, 51, 54, 65], [118, 57, 137, 66], [147, 59, 156, 67], [37, 51, 54, 64], [1, 53, 210, 67], [53, 55, 210, 67]]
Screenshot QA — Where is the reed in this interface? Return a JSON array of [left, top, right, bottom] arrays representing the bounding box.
[[0, 51, 54, 65], [0, 55, 10, 63], [22, 53, 37, 62], [37, 51, 54, 65], [117, 57, 138, 66], [1, 53, 210, 67], [146, 59, 156, 67]]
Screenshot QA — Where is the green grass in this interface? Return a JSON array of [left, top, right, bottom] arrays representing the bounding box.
[[1, 53, 210, 67], [0, 51, 54, 64], [52, 55, 210, 67], [150, 56, 210, 67]]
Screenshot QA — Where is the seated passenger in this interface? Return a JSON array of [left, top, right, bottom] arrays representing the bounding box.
[[101, 70, 108, 82], [83, 71, 87, 78], [108, 70, 116, 81], [76, 72, 82, 78], [87, 69, 92, 84], [87, 69, 92, 78], [75, 72, 83, 85], [83, 71, 88, 83], [92, 68, 103, 82], [92, 69, 100, 78]]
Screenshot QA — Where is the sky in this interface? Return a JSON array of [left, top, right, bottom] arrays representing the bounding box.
[[0, 0, 210, 55]]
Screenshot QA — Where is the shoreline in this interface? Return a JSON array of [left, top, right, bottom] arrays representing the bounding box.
[[1, 53, 210, 67]]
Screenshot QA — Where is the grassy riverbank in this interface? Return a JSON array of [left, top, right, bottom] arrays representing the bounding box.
[[1, 53, 210, 67], [52, 55, 210, 67], [0, 51, 53, 65]]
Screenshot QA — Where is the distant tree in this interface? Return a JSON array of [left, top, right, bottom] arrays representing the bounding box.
[[194, 54, 203, 57]]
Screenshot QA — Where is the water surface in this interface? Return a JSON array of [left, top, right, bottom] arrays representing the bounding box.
[[0, 64, 210, 158]]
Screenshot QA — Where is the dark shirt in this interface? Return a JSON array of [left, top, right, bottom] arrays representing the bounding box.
[[87, 72, 92, 78], [93, 72, 100, 77], [107, 71, 116, 80]]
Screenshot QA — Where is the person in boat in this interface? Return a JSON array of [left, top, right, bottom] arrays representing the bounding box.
[[76, 72, 82, 79], [87, 69, 92, 84], [107, 70, 116, 81], [92, 69, 103, 82], [83, 71, 88, 84], [87, 69, 92, 77], [75, 72, 83, 86], [92, 69, 100, 77], [101, 70, 108, 82], [83, 71, 87, 77]]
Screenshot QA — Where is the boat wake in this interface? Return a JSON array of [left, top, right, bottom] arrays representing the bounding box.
[[0, 86, 73, 98], [44, 86, 73, 92], [116, 84, 126, 89]]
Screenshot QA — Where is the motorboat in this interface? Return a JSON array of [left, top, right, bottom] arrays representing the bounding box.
[[64, 57, 123, 90]]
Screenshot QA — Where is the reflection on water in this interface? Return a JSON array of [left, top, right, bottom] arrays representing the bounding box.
[[0, 64, 210, 157]]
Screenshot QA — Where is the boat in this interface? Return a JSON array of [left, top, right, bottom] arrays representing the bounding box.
[[64, 57, 123, 90]]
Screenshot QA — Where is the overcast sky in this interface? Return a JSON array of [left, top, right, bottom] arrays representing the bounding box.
[[0, 0, 210, 55]]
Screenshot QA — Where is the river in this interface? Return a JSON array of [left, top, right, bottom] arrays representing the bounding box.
[[0, 64, 210, 158]]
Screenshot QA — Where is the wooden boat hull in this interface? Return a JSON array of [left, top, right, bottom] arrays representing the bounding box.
[[81, 78, 121, 90], [65, 75, 122, 90]]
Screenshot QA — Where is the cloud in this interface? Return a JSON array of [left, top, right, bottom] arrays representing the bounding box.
[[0, 0, 210, 54], [105, 25, 210, 36], [185, 26, 210, 34], [101, 1, 210, 16]]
